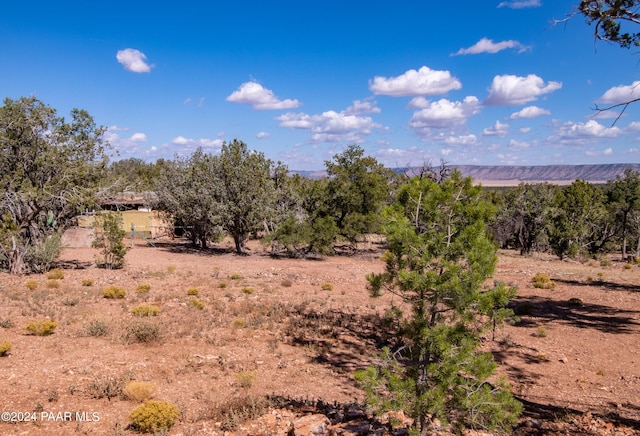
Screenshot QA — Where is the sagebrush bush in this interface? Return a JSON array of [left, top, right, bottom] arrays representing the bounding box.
[[0, 341, 11, 356], [85, 319, 109, 337], [123, 381, 157, 402], [128, 400, 180, 433], [46, 268, 65, 280], [25, 279, 39, 290], [532, 273, 555, 289], [125, 320, 162, 344], [131, 305, 161, 317], [102, 285, 127, 299], [25, 320, 58, 336], [136, 284, 151, 293]]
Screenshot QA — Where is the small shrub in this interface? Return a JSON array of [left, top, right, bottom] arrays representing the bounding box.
[[624, 263, 632, 270], [242, 287, 254, 295], [46, 268, 65, 280], [230, 273, 242, 280], [25, 320, 58, 336], [129, 400, 180, 433], [103, 286, 127, 299], [0, 341, 11, 356], [218, 281, 228, 289], [234, 371, 254, 389], [85, 319, 109, 337], [321, 283, 334, 291], [186, 287, 199, 296], [81, 278, 94, 287], [136, 284, 151, 294], [568, 297, 584, 307], [62, 296, 80, 306], [123, 381, 157, 402], [214, 396, 269, 431], [187, 298, 205, 310], [46, 279, 60, 289], [166, 265, 176, 273], [232, 318, 246, 328], [25, 279, 39, 290], [532, 273, 555, 289], [599, 259, 612, 267], [131, 305, 161, 317], [85, 374, 129, 400], [125, 321, 162, 344], [533, 325, 547, 338], [0, 318, 14, 328]]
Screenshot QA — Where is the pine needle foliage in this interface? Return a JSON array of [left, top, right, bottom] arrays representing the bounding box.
[[357, 170, 521, 435]]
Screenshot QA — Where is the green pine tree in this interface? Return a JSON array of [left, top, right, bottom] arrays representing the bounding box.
[[356, 170, 521, 435]]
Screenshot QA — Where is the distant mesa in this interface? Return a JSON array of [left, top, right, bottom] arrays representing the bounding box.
[[291, 163, 640, 186]]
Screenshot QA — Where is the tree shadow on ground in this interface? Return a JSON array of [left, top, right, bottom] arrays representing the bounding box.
[[284, 306, 398, 374], [510, 295, 640, 334], [553, 277, 640, 293], [513, 396, 640, 433], [152, 240, 234, 256], [52, 259, 94, 269]]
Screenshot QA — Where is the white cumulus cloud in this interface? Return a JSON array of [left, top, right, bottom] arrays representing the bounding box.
[[483, 120, 510, 137], [256, 132, 270, 139], [276, 102, 381, 144], [369, 66, 462, 97], [344, 98, 381, 115], [226, 81, 301, 110], [509, 106, 551, 119], [116, 48, 153, 73], [171, 136, 224, 149], [551, 120, 621, 145], [409, 96, 481, 131], [485, 74, 562, 106], [452, 38, 530, 56], [596, 81, 640, 105]]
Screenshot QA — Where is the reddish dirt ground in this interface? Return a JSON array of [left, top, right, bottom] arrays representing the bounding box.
[[0, 238, 638, 435]]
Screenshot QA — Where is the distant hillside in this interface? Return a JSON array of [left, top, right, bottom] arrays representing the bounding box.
[[293, 163, 640, 186], [451, 164, 640, 186]]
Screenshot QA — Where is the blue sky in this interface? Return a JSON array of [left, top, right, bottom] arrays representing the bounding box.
[[3, 0, 640, 170]]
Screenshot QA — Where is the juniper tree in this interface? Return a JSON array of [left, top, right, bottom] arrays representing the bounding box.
[[356, 170, 521, 435]]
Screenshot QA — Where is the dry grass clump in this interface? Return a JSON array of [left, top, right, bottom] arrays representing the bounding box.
[[46, 268, 65, 280], [123, 381, 157, 402], [131, 305, 161, 317], [213, 396, 270, 431], [242, 287, 254, 295], [46, 279, 60, 289], [321, 282, 334, 291], [187, 298, 205, 310], [25, 279, 39, 290], [81, 278, 94, 287], [136, 284, 151, 294], [103, 285, 127, 299], [128, 400, 180, 433], [187, 287, 199, 296], [532, 273, 555, 289], [280, 279, 293, 287], [230, 273, 242, 280], [234, 371, 255, 388], [25, 320, 58, 336], [0, 341, 11, 356]]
